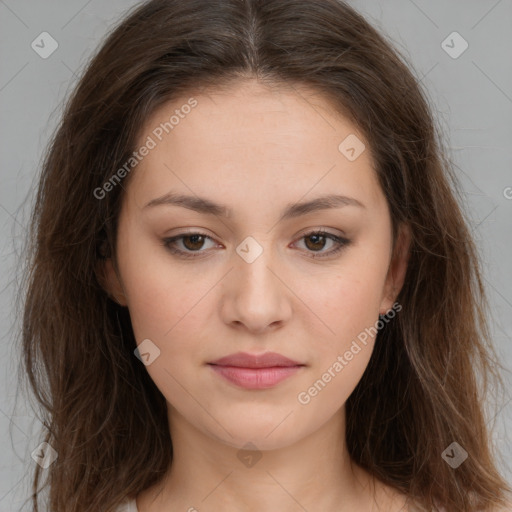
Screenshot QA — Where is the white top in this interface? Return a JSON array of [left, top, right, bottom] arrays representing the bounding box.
[[115, 498, 138, 512], [114, 496, 453, 512]]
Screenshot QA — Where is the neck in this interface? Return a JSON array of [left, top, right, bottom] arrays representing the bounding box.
[[136, 405, 395, 512]]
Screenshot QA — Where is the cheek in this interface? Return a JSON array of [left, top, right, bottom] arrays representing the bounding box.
[[121, 256, 209, 414], [294, 272, 385, 417], [117, 228, 202, 341], [294, 250, 389, 411], [308, 253, 389, 345]]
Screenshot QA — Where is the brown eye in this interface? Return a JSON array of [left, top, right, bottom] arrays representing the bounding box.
[[304, 233, 328, 252], [162, 230, 350, 260], [294, 230, 351, 259], [162, 232, 217, 259], [181, 234, 207, 251]]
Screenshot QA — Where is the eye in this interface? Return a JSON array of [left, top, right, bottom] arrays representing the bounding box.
[[162, 232, 217, 259], [161, 230, 351, 259], [292, 230, 351, 259]]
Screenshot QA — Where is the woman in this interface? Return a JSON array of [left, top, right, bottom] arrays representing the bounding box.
[[18, 0, 511, 510]]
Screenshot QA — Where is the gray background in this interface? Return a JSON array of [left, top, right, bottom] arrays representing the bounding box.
[[1, 0, 511, 510]]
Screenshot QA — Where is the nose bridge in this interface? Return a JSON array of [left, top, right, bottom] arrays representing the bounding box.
[[235, 234, 278, 298], [225, 234, 290, 330]]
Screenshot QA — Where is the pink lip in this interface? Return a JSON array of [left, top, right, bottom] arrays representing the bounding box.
[[208, 352, 305, 390]]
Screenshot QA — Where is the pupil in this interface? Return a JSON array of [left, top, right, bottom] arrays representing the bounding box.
[[184, 235, 204, 250], [306, 234, 325, 251]]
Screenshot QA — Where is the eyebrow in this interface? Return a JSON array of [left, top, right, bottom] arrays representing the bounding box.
[[143, 191, 365, 221]]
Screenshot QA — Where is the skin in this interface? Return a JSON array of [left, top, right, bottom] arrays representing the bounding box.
[[102, 78, 412, 512]]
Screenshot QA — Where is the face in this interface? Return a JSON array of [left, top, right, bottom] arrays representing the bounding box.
[[103, 79, 409, 451]]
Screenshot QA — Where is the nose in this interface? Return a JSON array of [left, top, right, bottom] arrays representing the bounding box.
[[220, 240, 293, 334]]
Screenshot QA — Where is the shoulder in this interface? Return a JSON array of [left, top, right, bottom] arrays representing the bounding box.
[[370, 480, 410, 511], [411, 500, 512, 512], [375, 481, 512, 512]]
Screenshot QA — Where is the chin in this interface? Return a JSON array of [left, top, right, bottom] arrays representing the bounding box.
[[206, 420, 306, 452]]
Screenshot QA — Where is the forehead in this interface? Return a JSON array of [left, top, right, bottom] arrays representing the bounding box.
[[128, 79, 383, 212]]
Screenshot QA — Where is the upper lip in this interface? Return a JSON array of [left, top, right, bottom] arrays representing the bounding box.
[[208, 352, 304, 368]]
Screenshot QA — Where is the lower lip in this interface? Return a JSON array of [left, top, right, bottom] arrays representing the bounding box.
[[208, 364, 303, 389]]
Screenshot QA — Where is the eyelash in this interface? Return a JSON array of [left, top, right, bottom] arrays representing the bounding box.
[[161, 230, 351, 260]]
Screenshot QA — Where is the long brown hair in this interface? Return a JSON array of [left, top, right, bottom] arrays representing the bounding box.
[[16, 0, 511, 510]]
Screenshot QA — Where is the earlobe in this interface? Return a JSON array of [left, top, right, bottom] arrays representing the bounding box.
[[95, 257, 128, 306], [379, 223, 411, 315]]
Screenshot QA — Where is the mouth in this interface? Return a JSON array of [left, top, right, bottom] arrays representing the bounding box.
[[207, 352, 305, 390]]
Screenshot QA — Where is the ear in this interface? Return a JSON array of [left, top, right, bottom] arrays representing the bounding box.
[[95, 257, 128, 306], [379, 222, 411, 315]]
